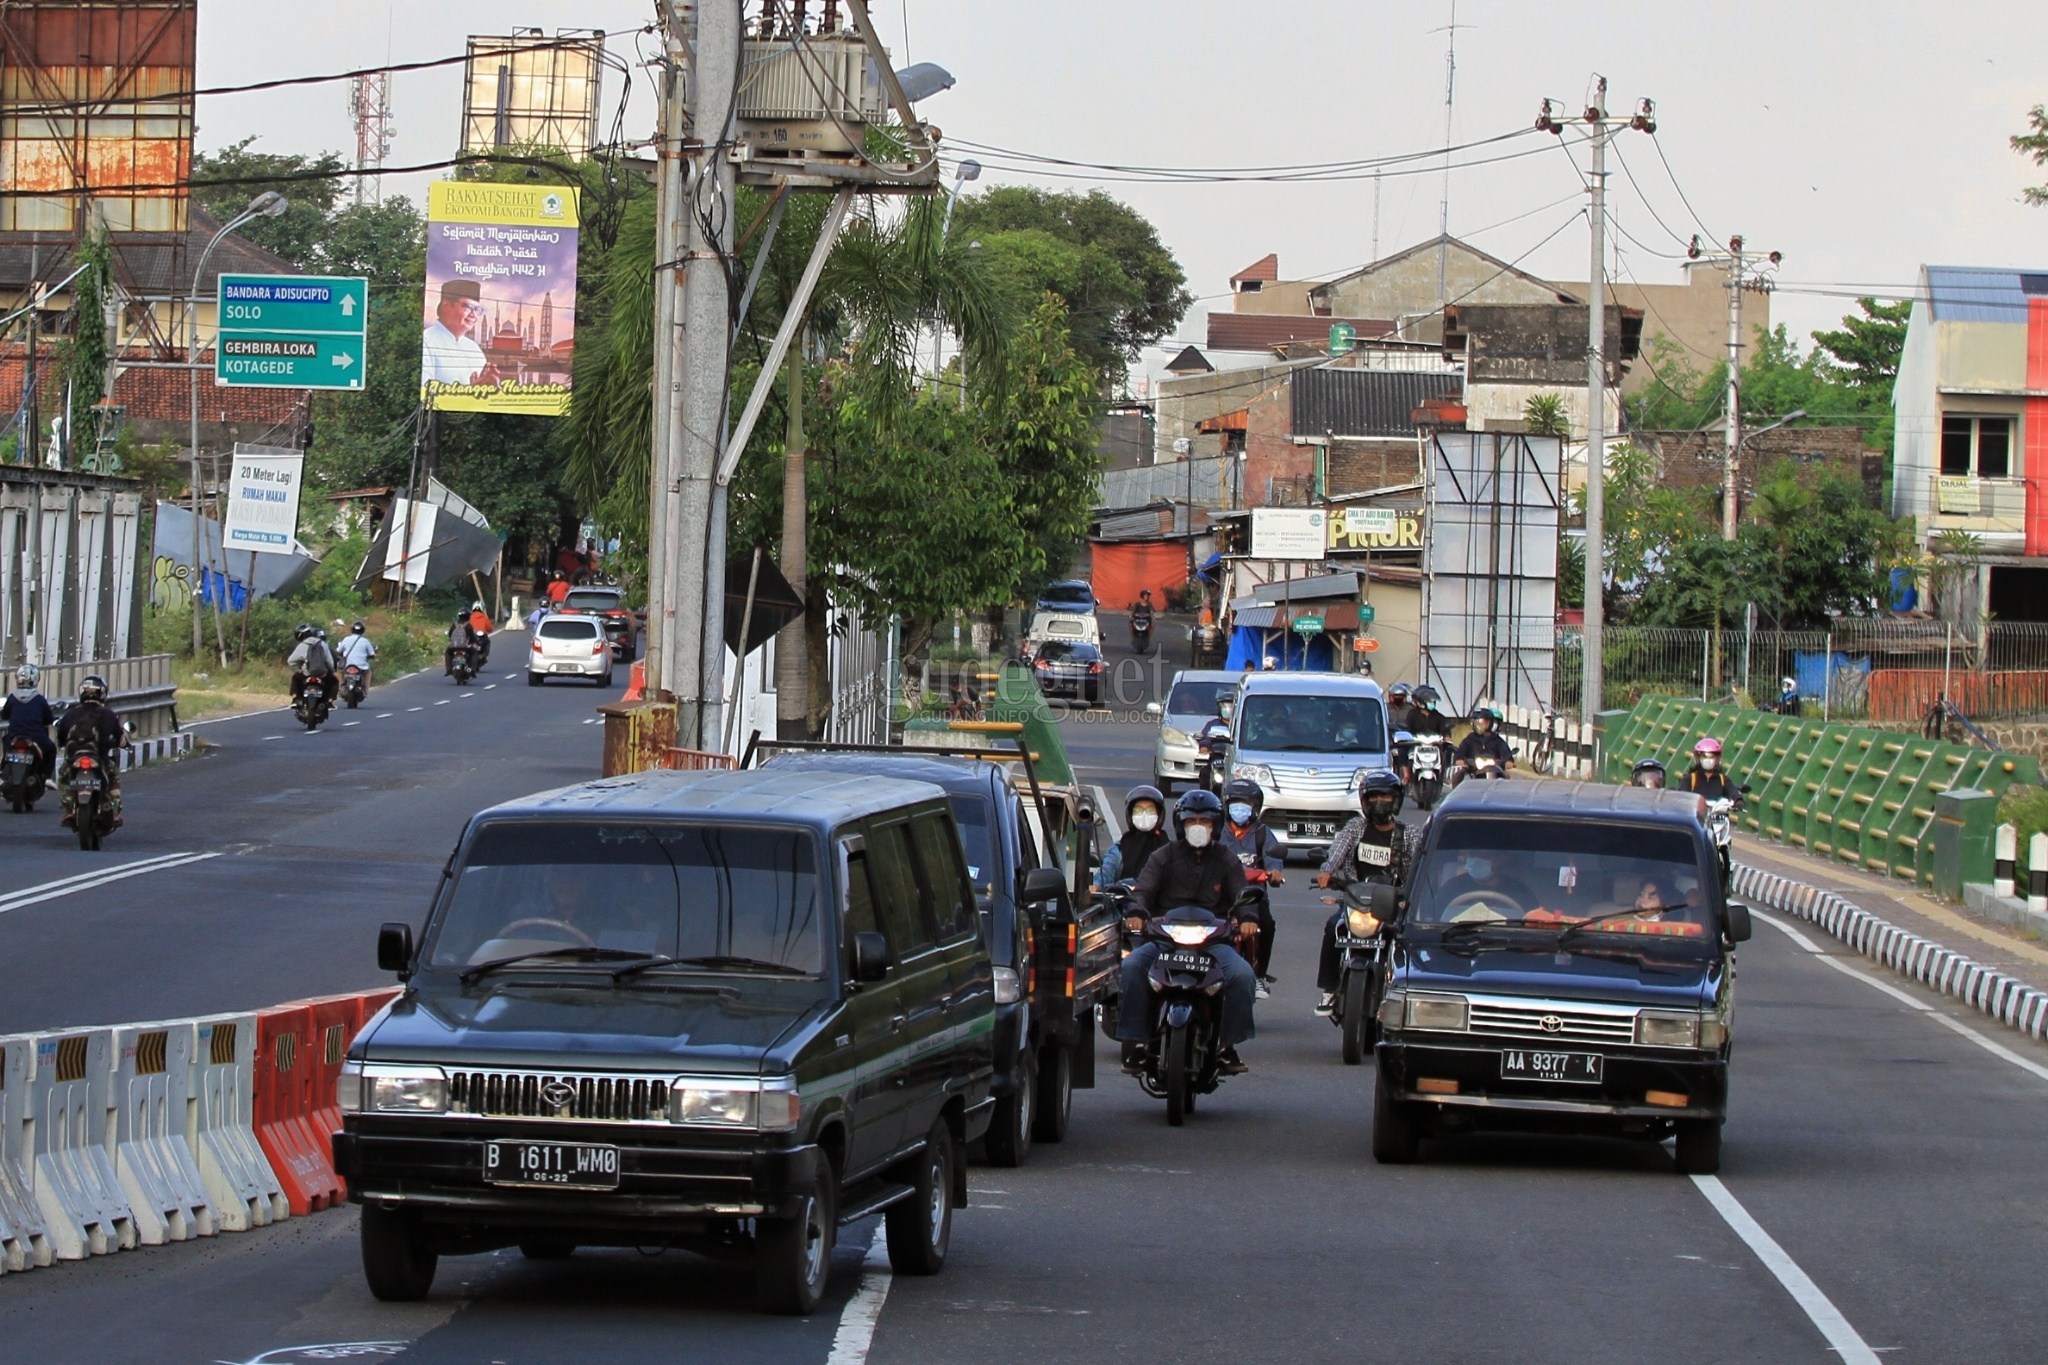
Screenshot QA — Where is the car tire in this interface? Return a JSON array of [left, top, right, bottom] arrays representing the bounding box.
[[756, 1173, 835, 1315], [1154, 775, 1174, 796], [1673, 1119, 1722, 1175], [526, 672, 543, 687], [1032, 1043, 1072, 1143], [984, 1052, 1034, 1168], [1371, 1069, 1420, 1165], [360, 1204, 438, 1301], [886, 1120, 954, 1276]]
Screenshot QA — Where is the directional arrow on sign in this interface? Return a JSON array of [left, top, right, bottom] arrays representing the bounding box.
[[332, 353, 355, 369], [339, 294, 357, 316]]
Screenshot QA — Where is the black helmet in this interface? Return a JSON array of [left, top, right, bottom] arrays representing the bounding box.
[[1173, 788, 1224, 836], [1387, 682, 1411, 702], [455, 612, 469, 624], [1222, 777, 1264, 817], [295, 623, 315, 641], [1358, 768, 1405, 817], [351, 620, 366, 634], [1630, 758, 1667, 789], [78, 674, 108, 704], [1123, 783, 1166, 832], [1412, 685, 1439, 707], [1470, 706, 1500, 728]]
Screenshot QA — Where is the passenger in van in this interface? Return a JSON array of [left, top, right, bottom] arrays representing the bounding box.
[[1430, 853, 1540, 920]]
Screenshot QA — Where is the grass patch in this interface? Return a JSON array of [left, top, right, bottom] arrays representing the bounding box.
[[1999, 786, 2048, 853]]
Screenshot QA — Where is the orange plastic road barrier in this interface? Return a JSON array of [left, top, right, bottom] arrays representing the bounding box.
[[252, 1005, 342, 1215], [622, 659, 646, 702], [296, 989, 401, 1196]]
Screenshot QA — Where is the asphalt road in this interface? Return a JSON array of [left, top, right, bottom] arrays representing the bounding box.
[[6, 620, 2048, 1363]]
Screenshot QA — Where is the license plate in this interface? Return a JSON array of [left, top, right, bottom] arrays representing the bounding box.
[[483, 1140, 621, 1189], [1161, 950, 1210, 972], [1500, 1049, 1602, 1084], [1290, 821, 1337, 839], [552, 663, 584, 673]]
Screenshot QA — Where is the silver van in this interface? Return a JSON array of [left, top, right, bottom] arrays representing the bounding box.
[[1145, 669, 1241, 792], [1225, 672, 1390, 858]]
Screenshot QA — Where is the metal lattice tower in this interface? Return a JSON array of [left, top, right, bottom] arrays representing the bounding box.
[[348, 72, 394, 205]]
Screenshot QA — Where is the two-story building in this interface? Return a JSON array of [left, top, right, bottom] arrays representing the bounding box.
[[1892, 266, 2048, 619]]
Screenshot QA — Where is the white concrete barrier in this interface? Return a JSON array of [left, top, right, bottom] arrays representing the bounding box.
[[0, 1035, 53, 1272], [190, 1015, 287, 1230], [28, 1030, 136, 1259], [113, 1022, 214, 1243]]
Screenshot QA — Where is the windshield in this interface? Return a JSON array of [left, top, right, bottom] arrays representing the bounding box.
[[562, 590, 621, 612], [1409, 817, 1713, 942], [539, 619, 600, 640], [1166, 680, 1231, 718], [1238, 694, 1385, 754], [1036, 642, 1098, 663], [1041, 583, 1090, 604], [426, 821, 823, 975]]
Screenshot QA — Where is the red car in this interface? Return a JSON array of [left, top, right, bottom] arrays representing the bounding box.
[[557, 586, 641, 661]]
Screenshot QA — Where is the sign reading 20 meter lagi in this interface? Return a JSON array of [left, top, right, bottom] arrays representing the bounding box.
[[214, 275, 368, 389], [420, 181, 579, 417]]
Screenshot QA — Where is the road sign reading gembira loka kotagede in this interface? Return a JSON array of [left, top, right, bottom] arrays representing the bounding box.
[[215, 275, 368, 390]]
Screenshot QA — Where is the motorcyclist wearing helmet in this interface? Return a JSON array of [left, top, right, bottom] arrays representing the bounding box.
[[446, 611, 480, 675], [1403, 685, 1451, 738], [1095, 784, 1170, 887], [334, 619, 377, 686], [1220, 777, 1284, 995], [1117, 788, 1257, 1074], [1313, 770, 1421, 1015], [1630, 758, 1667, 790], [1682, 737, 1742, 803], [467, 600, 494, 666], [1454, 707, 1514, 777], [286, 624, 338, 705], [55, 674, 124, 828], [2, 663, 56, 779], [1773, 676, 1801, 717]]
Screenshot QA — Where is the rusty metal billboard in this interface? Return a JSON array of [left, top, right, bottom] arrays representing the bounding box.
[[0, 0, 195, 235], [459, 30, 603, 161]]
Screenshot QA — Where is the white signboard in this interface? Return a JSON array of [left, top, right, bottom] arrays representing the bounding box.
[[1250, 507, 1326, 561], [221, 449, 305, 554]]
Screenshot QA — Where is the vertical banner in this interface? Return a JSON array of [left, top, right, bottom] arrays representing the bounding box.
[[221, 448, 306, 554], [421, 181, 579, 416]]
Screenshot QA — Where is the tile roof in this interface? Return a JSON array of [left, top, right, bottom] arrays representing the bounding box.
[[1231, 253, 1279, 284]]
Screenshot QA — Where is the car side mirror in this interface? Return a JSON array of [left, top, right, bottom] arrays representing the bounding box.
[[377, 922, 414, 974], [1367, 883, 1399, 919], [1144, 701, 1162, 717], [1020, 867, 1066, 904], [852, 931, 890, 983], [1723, 902, 1753, 944]]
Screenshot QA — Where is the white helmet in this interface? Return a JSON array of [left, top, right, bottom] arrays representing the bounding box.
[[14, 664, 37, 689]]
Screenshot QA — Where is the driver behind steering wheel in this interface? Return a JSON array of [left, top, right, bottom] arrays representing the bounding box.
[[1429, 852, 1539, 920]]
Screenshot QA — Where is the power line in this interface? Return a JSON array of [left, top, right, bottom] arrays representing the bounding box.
[[942, 127, 1536, 180], [0, 151, 609, 199], [938, 131, 1561, 186], [1649, 134, 1719, 242]]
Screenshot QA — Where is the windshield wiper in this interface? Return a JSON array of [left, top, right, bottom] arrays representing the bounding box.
[[625, 954, 808, 977], [459, 946, 652, 985]]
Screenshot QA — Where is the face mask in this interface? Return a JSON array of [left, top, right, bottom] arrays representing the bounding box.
[[1227, 802, 1255, 826], [1367, 800, 1395, 823], [1466, 856, 1493, 880], [1699, 756, 1718, 771], [1131, 807, 1160, 832], [1184, 821, 1214, 849]]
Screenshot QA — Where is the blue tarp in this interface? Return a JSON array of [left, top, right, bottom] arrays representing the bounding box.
[[1793, 650, 1869, 700], [1225, 625, 1337, 671]]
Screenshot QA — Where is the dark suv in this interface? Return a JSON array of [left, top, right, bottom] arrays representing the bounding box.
[[1370, 781, 1751, 1174], [557, 585, 639, 660], [334, 768, 995, 1314]]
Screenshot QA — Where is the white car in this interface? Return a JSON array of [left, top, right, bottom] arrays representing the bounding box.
[[527, 613, 615, 687], [1026, 609, 1101, 651], [1145, 669, 1241, 792]]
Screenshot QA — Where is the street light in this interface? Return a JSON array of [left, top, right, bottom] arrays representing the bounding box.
[[934, 160, 982, 388], [188, 191, 288, 660], [1725, 407, 1806, 529]]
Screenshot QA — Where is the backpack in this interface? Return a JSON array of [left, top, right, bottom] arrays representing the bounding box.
[[304, 639, 335, 676]]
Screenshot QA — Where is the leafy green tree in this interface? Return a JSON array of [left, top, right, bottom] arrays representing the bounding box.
[[979, 295, 1103, 600], [1811, 298, 1910, 398], [2015, 105, 2048, 206], [190, 137, 347, 267]]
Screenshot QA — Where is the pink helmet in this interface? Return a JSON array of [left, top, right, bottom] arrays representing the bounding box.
[[1694, 737, 1722, 756]]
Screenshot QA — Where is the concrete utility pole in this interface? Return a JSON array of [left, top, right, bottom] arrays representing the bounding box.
[[645, 3, 689, 699], [1688, 234, 1780, 540], [1538, 80, 1653, 721]]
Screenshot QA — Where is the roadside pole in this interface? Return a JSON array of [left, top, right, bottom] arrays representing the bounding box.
[[645, 2, 688, 697]]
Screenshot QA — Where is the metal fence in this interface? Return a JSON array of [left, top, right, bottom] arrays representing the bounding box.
[[1555, 623, 2048, 724]]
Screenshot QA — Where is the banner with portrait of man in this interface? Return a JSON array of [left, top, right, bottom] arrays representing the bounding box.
[[420, 181, 579, 416]]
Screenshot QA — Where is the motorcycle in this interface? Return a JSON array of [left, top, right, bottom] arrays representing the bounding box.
[[1131, 613, 1154, 654], [1325, 880, 1397, 1065], [1705, 788, 1750, 890], [1409, 737, 1450, 811], [293, 677, 332, 732], [2, 734, 45, 812], [62, 736, 117, 851], [340, 664, 367, 709], [449, 643, 478, 685], [1196, 717, 1232, 794], [1129, 906, 1244, 1126], [1453, 753, 1506, 787]]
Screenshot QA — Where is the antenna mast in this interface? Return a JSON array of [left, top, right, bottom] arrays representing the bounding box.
[[1435, 0, 1460, 310], [349, 72, 394, 205]]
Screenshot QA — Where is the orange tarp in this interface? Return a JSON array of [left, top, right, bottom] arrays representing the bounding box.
[[1090, 540, 1188, 613]]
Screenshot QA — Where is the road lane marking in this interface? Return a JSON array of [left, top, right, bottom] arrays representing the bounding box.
[[825, 1229, 892, 1365], [0, 851, 220, 917], [434, 699, 451, 706], [407, 707, 422, 713], [184, 706, 291, 727], [1690, 1175, 1880, 1364], [375, 712, 393, 718], [483, 684, 497, 690], [343, 721, 360, 727], [1757, 910, 2048, 1084], [262, 735, 281, 741], [461, 692, 475, 698]]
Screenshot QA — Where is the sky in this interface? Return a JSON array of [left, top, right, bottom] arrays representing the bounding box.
[[197, 1, 2048, 388]]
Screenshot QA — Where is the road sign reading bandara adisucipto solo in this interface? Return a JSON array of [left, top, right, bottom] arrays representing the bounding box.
[[215, 275, 368, 390]]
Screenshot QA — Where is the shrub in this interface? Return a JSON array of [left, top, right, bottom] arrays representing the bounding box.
[[2000, 786, 2048, 857]]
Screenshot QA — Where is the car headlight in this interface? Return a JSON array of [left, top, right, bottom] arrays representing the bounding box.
[[1377, 989, 1406, 1028], [1161, 726, 1193, 748], [360, 1063, 449, 1114], [1699, 1016, 1728, 1050], [1163, 922, 1213, 946], [337, 1060, 364, 1114], [1348, 767, 1373, 791], [993, 966, 1021, 1005], [669, 1083, 757, 1128], [1635, 1010, 1702, 1048], [1405, 993, 1470, 1031], [1345, 908, 1381, 937], [1233, 762, 1274, 786]]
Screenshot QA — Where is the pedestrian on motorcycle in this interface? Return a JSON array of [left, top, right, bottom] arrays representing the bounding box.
[[1630, 758, 1667, 790], [1116, 789, 1257, 1075], [55, 674, 123, 828], [1220, 778, 1284, 997], [2, 664, 56, 780], [335, 620, 376, 686], [1095, 784, 1170, 887], [446, 612, 479, 676], [1403, 685, 1451, 737], [1313, 770, 1419, 1016], [1681, 737, 1742, 803], [1773, 676, 1801, 717], [287, 624, 338, 706], [467, 600, 494, 666], [1130, 589, 1156, 648], [1454, 707, 1514, 779]]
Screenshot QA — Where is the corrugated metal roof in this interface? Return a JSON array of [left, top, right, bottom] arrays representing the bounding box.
[[1291, 367, 1462, 437], [1924, 265, 2048, 323], [1097, 458, 1225, 511], [1207, 313, 1393, 352]]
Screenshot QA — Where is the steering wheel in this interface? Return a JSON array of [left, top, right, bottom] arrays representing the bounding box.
[[1443, 890, 1524, 922], [494, 917, 596, 948]]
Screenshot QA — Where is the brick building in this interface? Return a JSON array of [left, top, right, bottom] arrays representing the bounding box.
[[1628, 426, 1883, 519]]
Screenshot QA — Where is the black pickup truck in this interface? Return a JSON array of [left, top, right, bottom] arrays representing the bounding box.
[[753, 737, 1121, 1165]]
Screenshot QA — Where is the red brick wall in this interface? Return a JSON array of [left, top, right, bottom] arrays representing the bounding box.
[[1327, 438, 1422, 497], [1242, 379, 1313, 505]]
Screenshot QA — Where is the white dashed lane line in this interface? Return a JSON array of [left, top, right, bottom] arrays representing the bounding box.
[[460, 692, 475, 698], [434, 699, 451, 706], [407, 707, 422, 713], [343, 721, 360, 727], [376, 713, 393, 718], [483, 684, 497, 691], [262, 735, 281, 741]]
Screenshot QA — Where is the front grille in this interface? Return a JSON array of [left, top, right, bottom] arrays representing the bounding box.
[[1268, 764, 1361, 797], [448, 1070, 670, 1123], [1467, 997, 1638, 1045]]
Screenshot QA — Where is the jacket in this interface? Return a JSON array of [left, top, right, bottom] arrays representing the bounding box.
[[1220, 820, 1284, 874], [1132, 839, 1248, 915], [287, 638, 335, 676], [2, 689, 53, 736], [334, 634, 376, 669], [56, 700, 122, 753], [1098, 826, 1169, 887], [1321, 817, 1422, 888], [1683, 767, 1741, 802], [1454, 730, 1514, 768]]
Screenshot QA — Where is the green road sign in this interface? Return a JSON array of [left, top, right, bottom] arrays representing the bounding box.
[[215, 274, 369, 390], [1329, 322, 1356, 355], [1292, 613, 1325, 635], [1359, 602, 1376, 625]]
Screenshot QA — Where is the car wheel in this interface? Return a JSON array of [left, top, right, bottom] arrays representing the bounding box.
[[1154, 775, 1174, 796], [1673, 1119, 1722, 1175], [360, 1204, 437, 1301], [756, 1173, 835, 1314], [1371, 1069, 1420, 1165], [886, 1120, 954, 1276], [527, 672, 543, 687], [1032, 1043, 1072, 1143], [984, 1053, 1034, 1168]]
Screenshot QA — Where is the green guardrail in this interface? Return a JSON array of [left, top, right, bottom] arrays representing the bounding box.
[[984, 665, 1076, 786], [1603, 697, 2041, 888]]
